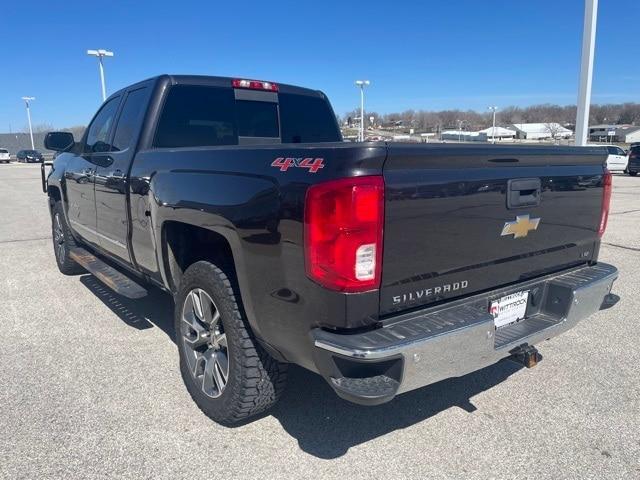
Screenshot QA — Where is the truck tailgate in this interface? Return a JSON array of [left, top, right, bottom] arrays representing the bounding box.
[[381, 144, 608, 315]]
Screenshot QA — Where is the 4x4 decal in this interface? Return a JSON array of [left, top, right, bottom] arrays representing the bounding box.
[[271, 157, 325, 173]]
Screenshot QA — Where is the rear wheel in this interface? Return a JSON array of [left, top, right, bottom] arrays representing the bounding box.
[[175, 261, 287, 425], [629, 171, 638, 177], [51, 202, 85, 275]]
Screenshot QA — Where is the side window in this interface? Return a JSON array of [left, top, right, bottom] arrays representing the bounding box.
[[616, 147, 626, 156], [154, 85, 237, 148], [112, 87, 149, 151], [85, 97, 120, 153]]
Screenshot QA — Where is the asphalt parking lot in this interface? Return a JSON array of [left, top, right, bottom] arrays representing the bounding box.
[[0, 162, 638, 479]]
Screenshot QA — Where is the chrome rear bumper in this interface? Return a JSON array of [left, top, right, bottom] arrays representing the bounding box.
[[312, 263, 618, 405]]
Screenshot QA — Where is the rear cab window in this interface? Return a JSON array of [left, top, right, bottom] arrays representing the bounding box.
[[153, 83, 341, 148], [154, 86, 237, 148], [279, 93, 341, 143], [236, 100, 279, 138]]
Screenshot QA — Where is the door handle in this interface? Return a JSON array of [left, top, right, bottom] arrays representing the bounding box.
[[507, 178, 541, 209]]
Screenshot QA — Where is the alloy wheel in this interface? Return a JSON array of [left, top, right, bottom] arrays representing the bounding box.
[[53, 213, 66, 261], [181, 288, 229, 398]]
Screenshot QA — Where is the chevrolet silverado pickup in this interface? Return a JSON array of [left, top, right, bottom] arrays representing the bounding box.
[[43, 75, 619, 425]]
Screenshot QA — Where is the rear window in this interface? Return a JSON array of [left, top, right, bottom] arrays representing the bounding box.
[[154, 86, 237, 148], [279, 93, 341, 143], [153, 85, 340, 148], [236, 100, 279, 138], [0, 149, 8, 153]]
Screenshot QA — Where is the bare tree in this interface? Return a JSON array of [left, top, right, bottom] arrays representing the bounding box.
[[342, 102, 639, 135], [543, 122, 564, 141], [31, 123, 55, 133]]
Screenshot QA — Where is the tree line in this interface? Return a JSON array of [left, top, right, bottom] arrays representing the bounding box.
[[341, 102, 640, 132]]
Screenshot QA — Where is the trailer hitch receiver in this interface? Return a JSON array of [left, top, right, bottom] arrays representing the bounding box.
[[510, 344, 542, 368]]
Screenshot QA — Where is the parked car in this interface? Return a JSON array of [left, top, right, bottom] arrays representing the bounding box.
[[627, 144, 640, 176], [0, 148, 10, 163], [43, 74, 618, 425], [16, 149, 44, 163], [598, 145, 629, 172]]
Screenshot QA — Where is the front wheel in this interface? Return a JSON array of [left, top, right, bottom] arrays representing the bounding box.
[[629, 171, 638, 177], [51, 202, 85, 275], [175, 261, 287, 425]]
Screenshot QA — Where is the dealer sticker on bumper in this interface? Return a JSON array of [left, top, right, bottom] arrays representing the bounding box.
[[490, 290, 529, 328]]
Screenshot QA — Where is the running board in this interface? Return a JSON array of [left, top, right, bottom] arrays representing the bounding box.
[[69, 247, 148, 299]]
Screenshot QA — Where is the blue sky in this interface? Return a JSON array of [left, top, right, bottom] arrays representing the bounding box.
[[0, 0, 638, 131]]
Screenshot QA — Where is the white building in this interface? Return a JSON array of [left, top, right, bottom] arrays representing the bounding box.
[[511, 123, 573, 140], [477, 126, 517, 141], [441, 130, 487, 142]]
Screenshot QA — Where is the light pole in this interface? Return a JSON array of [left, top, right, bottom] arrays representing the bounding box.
[[87, 49, 114, 102], [488, 106, 498, 144], [355, 80, 370, 141], [575, 0, 598, 146], [21, 97, 35, 150]]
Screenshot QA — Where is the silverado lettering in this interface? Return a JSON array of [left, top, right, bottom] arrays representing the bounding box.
[[392, 280, 470, 305]]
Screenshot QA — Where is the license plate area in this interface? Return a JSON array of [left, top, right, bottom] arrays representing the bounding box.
[[490, 290, 529, 328]]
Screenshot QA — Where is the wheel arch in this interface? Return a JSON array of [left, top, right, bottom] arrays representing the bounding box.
[[162, 221, 240, 293], [47, 184, 62, 203], [160, 220, 266, 341]]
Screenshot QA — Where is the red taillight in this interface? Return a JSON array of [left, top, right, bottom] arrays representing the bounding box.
[[304, 176, 384, 293], [231, 78, 278, 92], [598, 170, 612, 237]]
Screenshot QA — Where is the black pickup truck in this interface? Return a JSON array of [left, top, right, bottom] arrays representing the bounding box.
[[43, 75, 618, 425]]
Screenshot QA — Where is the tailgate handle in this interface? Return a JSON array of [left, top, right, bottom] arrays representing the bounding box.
[[507, 178, 541, 209]]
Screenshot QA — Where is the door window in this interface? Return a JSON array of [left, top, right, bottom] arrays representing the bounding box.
[[112, 87, 149, 151], [607, 146, 625, 156], [85, 97, 120, 153]]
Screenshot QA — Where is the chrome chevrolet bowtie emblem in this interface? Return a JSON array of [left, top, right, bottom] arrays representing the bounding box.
[[501, 214, 541, 239]]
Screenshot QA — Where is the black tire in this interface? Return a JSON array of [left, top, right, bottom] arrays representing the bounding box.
[[51, 202, 85, 275], [175, 261, 287, 425], [629, 171, 638, 177]]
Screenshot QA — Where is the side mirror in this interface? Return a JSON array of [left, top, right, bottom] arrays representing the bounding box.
[[44, 131, 75, 152]]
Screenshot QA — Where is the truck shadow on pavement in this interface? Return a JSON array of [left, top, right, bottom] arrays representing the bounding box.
[[79, 274, 524, 460], [271, 361, 523, 459]]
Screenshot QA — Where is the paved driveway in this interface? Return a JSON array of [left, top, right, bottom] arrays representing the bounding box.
[[0, 163, 638, 479]]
